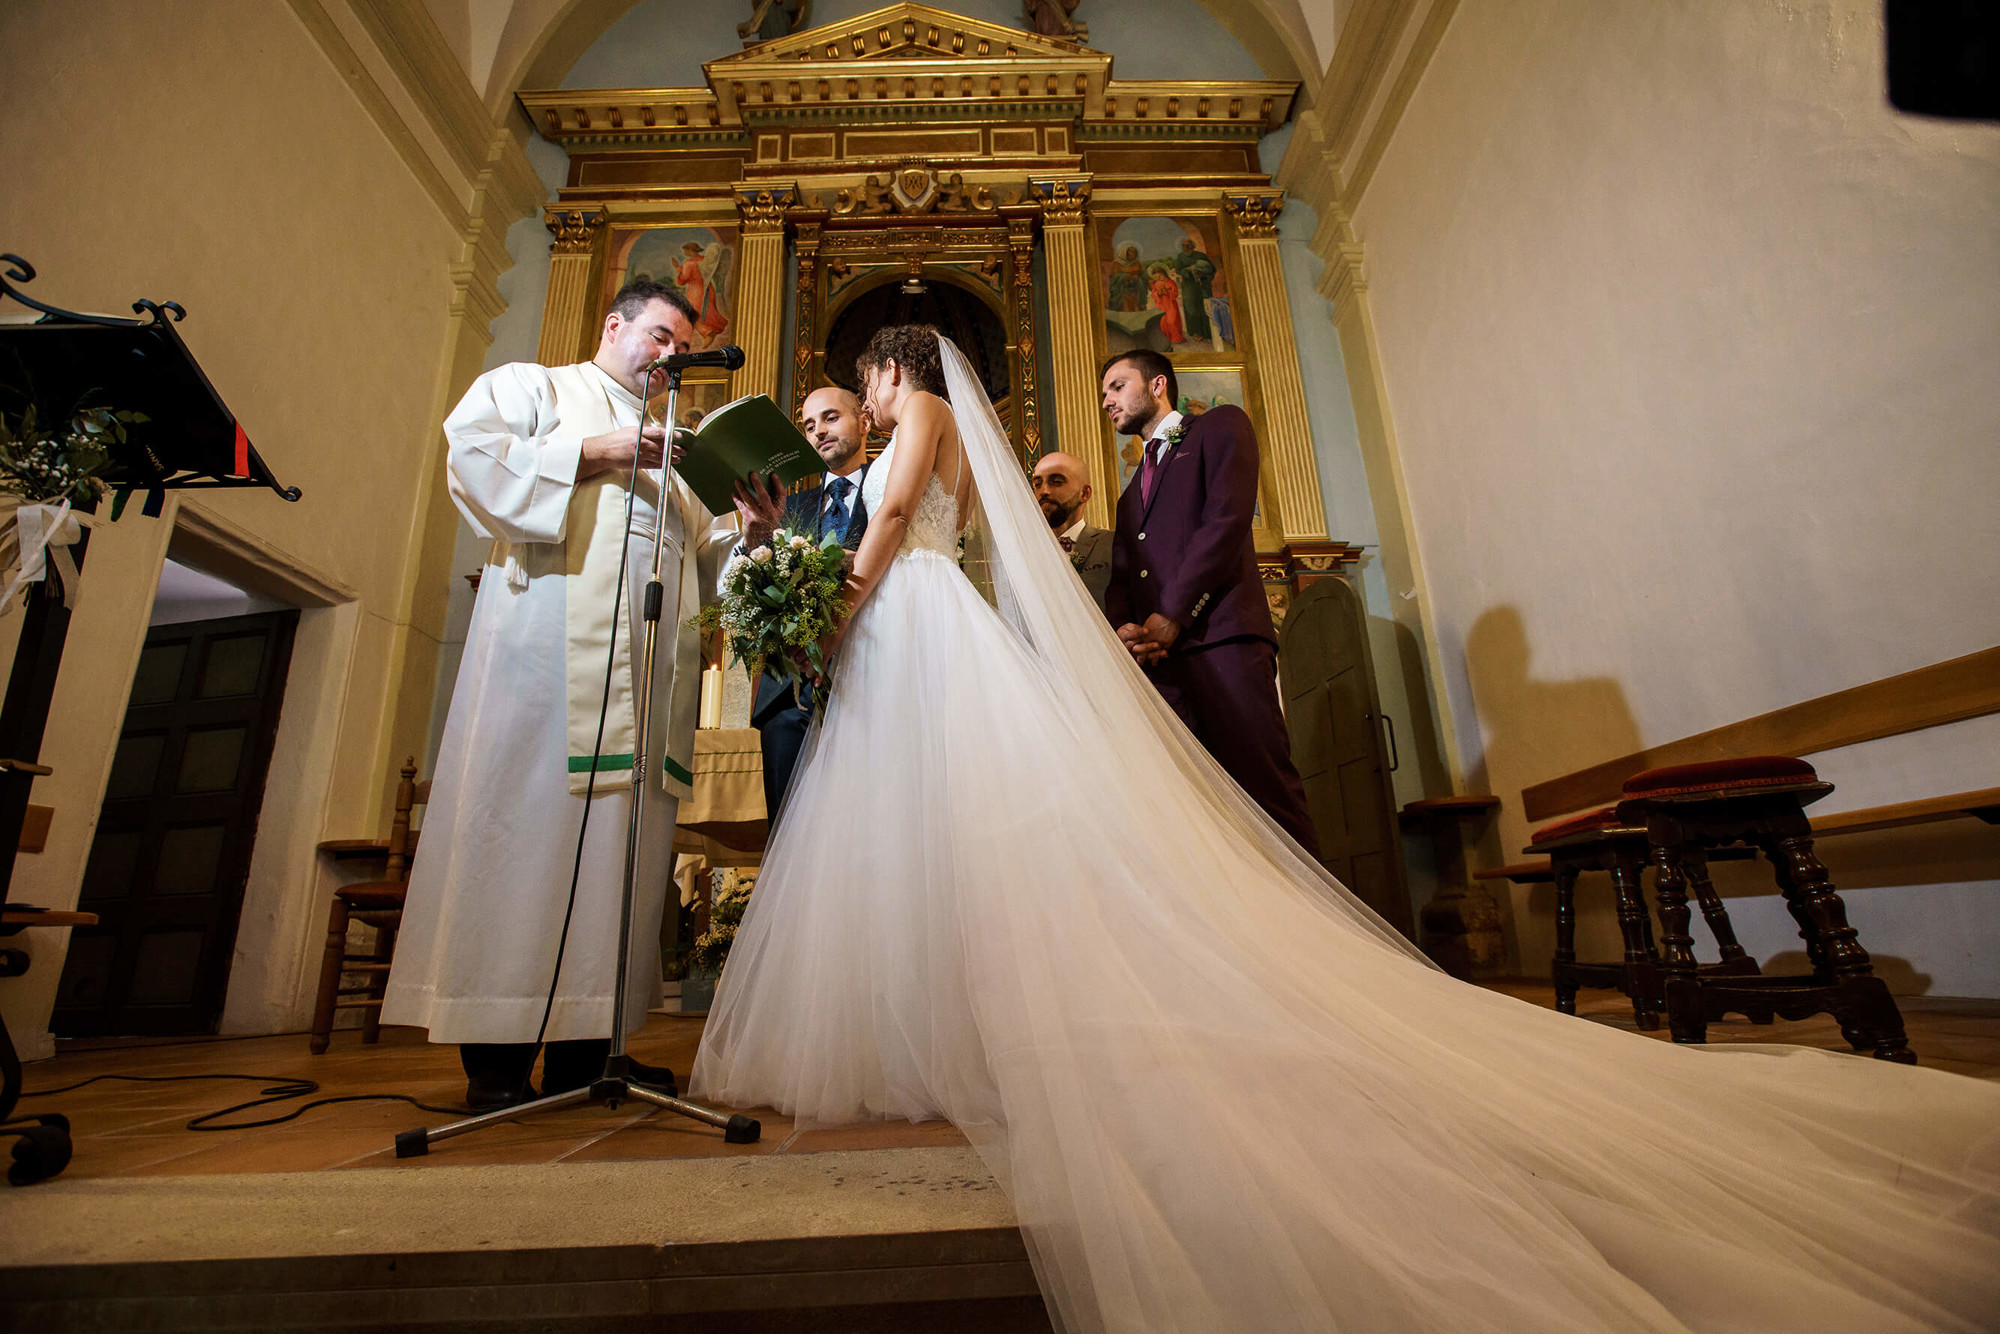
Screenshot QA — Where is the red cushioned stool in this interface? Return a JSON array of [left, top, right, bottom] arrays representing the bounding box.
[[1616, 757, 1913, 1063], [1531, 807, 1760, 1029]]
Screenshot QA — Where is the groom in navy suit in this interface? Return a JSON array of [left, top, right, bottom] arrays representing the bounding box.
[[732, 386, 870, 818], [1099, 351, 1319, 855]]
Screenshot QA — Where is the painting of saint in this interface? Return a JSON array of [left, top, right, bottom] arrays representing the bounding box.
[[1146, 264, 1186, 345], [1108, 244, 1146, 312], [1173, 238, 1217, 343], [1102, 217, 1234, 355], [616, 226, 737, 350]]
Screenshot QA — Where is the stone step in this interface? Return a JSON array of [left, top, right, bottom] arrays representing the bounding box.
[[0, 1147, 1052, 1333]]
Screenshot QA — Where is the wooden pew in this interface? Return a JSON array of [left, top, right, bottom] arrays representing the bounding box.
[[1486, 646, 2000, 885]]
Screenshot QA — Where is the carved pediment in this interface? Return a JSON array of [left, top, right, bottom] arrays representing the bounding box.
[[710, 4, 1095, 68], [519, 2, 1296, 144]]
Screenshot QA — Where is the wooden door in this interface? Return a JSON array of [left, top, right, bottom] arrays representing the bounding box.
[[1278, 578, 1414, 939], [53, 609, 298, 1036]]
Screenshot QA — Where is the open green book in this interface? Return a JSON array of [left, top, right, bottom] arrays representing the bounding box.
[[670, 393, 818, 516]]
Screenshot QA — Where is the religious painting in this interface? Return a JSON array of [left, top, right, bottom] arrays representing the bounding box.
[[665, 377, 732, 432], [1114, 369, 1249, 489], [1101, 217, 1233, 357], [611, 226, 739, 351]]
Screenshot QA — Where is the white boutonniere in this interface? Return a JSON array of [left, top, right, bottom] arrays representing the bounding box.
[[1163, 420, 1187, 448]]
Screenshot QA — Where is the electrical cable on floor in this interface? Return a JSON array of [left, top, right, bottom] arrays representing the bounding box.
[[16, 1072, 466, 1131]]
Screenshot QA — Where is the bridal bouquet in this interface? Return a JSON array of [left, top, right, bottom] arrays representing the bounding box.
[[692, 526, 849, 690]]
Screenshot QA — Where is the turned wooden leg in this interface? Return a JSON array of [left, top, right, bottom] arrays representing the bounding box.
[[1609, 852, 1661, 1031], [1552, 862, 1580, 1015], [309, 897, 349, 1055], [1647, 839, 1706, 1044], [1683, 848, 1755, 972], [361, 922, 395, 1045], [1761, 829, 1913, 1062]]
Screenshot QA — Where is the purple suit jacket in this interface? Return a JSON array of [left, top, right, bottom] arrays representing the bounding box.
[[1105, 404, 1276, 650]]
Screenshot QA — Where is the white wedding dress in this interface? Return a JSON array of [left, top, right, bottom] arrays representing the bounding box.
[[690, 340, 2000, 1333]]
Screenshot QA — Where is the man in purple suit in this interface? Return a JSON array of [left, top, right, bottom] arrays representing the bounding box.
[[1099, 350, 1320, 855]]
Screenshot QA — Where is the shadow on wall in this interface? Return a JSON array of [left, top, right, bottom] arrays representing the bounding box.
[[1462, 606, 1645, 971], [1370, 604, 1451, 801]]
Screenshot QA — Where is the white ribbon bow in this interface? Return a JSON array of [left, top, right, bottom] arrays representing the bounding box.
[[0, 497, 95, 615]]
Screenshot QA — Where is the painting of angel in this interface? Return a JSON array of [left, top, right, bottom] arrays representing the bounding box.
[[616, 226, 737, 350]]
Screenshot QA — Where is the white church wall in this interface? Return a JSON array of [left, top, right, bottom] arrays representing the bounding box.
[[426, 135, 568, 776], [1348, 0, 2000, 992], [0, 0, 477, 1052]]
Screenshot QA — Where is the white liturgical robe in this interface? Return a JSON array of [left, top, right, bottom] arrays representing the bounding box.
[[382, 361, 735, 1044]]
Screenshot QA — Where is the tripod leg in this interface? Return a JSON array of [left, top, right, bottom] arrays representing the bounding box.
[[629, 1086, 760, 1143], [395, 1084, 597, 1158]]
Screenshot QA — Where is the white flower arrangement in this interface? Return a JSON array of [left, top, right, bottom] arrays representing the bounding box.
[[691, 525, 850, 698]]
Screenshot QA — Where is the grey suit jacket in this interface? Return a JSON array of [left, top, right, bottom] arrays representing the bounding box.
[[1066, 524, 1113, 612]]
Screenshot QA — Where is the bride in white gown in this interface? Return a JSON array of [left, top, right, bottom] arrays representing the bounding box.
[[690, 328, 2000, 1333]]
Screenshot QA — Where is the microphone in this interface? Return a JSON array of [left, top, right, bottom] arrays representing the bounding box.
[[646, 345, 745, 372]]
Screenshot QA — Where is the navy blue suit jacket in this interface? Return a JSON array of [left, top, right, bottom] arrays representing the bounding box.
[[751, 467, 868, 729]]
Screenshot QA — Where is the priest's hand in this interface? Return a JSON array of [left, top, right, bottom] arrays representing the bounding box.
[[579, 423, 669, 480], [733, 471, 788, 549]]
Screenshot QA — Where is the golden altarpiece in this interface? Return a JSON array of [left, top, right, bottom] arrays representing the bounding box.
[[518, 3, 1361, 622]]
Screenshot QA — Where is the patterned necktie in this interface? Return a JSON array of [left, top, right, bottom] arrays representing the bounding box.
[[824, 475, 853, 540], [1139, 439, 1161, 504], [1059, 534, 1075, 552]]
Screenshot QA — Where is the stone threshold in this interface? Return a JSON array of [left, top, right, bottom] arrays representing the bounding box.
[[0, 1147, 1050, 1333]]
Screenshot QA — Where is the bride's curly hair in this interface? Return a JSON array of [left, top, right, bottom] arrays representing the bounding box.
[[854, 324, 950, 400]]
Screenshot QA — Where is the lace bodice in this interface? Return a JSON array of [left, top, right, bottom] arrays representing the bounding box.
[[861, 431, 962, 559]]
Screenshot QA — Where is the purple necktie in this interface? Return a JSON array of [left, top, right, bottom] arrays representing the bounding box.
[[1139, 440, 1160, 504]]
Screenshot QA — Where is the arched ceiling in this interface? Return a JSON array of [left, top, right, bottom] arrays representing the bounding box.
[[477, 0, 1336, 121]]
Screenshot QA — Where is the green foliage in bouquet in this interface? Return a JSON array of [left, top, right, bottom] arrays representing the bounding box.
[[687, 876, 751, 971], [691, 525, 850, 685], [0, 402, 146, 507]]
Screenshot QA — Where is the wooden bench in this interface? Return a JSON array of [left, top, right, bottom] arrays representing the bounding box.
[[1476, 789, 2000, 884], [1519, 646, 2000, 824]]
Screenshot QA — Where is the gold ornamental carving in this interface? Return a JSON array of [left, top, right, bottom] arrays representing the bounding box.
[[734, 183, 799, 233], [544, 208, 603, 256], [1006, 212, 1043, 460], [791, 220, 825, 419], [835, 163, 996, 217], [1028, 175, 1091, 223], [1223, 191, 1284, 238]]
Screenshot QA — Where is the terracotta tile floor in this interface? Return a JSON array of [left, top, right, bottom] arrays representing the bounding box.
[[15, 986, 1997, 1181]]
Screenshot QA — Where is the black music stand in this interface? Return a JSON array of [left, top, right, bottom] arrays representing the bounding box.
[[0, 253, 300, 1175]]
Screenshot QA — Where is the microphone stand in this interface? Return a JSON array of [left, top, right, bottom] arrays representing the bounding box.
[[396, 362, 759, 1157]]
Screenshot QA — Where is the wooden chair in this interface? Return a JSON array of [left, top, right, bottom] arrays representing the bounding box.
[[308, 757, 427, 1054], [1616, 756, 1914, 1063], [1532, 806, 1761, 1030]]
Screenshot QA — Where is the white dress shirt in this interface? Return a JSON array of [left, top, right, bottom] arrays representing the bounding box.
[[1059, 516, 1088, 546], [1147, 409, 1186, 466]]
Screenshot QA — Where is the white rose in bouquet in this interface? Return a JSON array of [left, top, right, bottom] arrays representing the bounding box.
[[750, 545, 773, 564], [788, 534, 809, 549]]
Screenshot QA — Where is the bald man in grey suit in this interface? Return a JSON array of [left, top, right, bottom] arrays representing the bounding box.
[[1032, 450, 1112, 611]]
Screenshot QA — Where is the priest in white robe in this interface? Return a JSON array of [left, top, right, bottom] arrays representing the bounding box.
[[383, 280, 738, 1109]]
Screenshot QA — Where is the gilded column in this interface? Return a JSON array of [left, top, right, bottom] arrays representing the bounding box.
[[1030, 175, 1112, 529], [789, 218, 824, 421], [1225, 190, 1330, 542], [731, 183, 798, 404], [536, 209, 604, 366], [1004, 211, 1043, 463]]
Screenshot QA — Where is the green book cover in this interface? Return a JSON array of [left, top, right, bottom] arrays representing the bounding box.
[[671, 393, 817, 516]]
